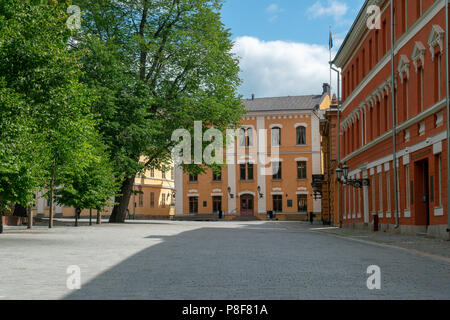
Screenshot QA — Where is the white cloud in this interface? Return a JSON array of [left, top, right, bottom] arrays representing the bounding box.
[[232, 36, 338, 99], [266, 3, 284, 22], [307, 0, 349, 21], [266, 4, 283, 14]]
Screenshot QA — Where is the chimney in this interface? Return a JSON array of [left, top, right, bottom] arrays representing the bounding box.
[[251, 94, 255, 100], [331, 93, 338, 106], [322, 83, 330, 95]]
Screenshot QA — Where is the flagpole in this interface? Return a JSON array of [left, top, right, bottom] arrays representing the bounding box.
[[329, 25, 332, 90]]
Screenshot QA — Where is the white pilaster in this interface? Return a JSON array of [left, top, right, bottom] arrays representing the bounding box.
[[257, 116, 266, 214], [175, 165, 184, 216]]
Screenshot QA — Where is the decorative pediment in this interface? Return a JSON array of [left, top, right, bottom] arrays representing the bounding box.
[[397, 55, 410, 83], [411, 41, 426, 72], [427, 24, 445, 59]]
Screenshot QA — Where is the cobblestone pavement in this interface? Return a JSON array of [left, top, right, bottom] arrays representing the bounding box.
[[0, 220, 449, 300]]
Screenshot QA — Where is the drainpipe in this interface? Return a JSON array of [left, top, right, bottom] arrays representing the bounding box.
[[330, 64, 342, 227], [446, 0, 450, 233], [390, 0, 400, 228]]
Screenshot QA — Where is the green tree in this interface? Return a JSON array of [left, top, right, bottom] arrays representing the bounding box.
[[55, 133, 119, 226], [75, 0, 244, 223], [0, 0, 114, 229]]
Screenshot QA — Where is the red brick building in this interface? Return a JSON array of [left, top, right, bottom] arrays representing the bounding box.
[[333, 0, 449, 239]]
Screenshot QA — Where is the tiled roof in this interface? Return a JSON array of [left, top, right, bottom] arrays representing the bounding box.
[[242, 94, 325, 112]]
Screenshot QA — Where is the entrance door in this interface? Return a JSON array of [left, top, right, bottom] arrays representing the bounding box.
[[240, 194, 254, 216], [414, 159, 430, 227]]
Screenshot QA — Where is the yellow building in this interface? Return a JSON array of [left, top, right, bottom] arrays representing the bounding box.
[[32, 165, 175, 219], [174, 84, 331, 220]]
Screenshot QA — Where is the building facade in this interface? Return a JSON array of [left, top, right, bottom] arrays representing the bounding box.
[[319, 95, 340, 225], [334, 0, 449, 239], [32, 165, 175, 219], [175, 87, 330, 220]]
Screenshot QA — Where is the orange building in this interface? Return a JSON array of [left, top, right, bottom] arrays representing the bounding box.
[[174, 86, 331, 220], [333, 0, 449, 239]]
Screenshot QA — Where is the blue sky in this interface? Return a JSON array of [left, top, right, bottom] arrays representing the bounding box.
[[220, 0, 366, 98]]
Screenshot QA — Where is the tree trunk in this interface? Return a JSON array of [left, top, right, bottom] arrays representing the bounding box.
[[48, 167, 55, 229], [109, 176, 134, 223], [96, 209, 102, 225], [89, 209, 92, 226], [75, 207, 79, 227], [27, 205, 32, 229]]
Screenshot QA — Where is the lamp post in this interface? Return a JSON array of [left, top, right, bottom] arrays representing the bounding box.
[[257, 186, 264, 199], [329, 63, 341, 227], [336, 164, 369, 189]]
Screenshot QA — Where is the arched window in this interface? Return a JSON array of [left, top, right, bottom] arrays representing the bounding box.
[[246, 128, 253, 146], [239, 128, 246, 147], [271, 127, 281, 146], [296, 126, 306, 145]]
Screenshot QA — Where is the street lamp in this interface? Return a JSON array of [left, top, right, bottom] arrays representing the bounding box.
[[257, 186, 264, 199], [227, 187, 234, 199], [336, 167, 343, 181], [342, 164, 349, 180], [336, 164, 369, 189]]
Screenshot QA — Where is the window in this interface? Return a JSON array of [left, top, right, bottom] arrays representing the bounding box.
[[297, 161, 307, 179], [138, 186, 143, 207], [247, 163, 254, 180], [371, 175, 376, 212], [273, 195, 282, 212], [375, 30, 379, 62], [405, 165, 410, 210], [212, 168, 222, 181], [239, 128, 253, 147], [401, 0, 407, 33], [386, 171, 391, 212], [189, 197, 198, 214], [296, 126, 306, 145], [239, 128, 246, 147], [417, 66, 424, 113], [437, 154, 442, 207], [416, 0, 422, 19], [362, 49, 366, 76], [382, 20, 387, 55], [150, 192, 155, 208], [161, 166, 166, 179], [161, 194, 166, 207], [435, 53, 442, 102], [378, 173, 383, 212], [247, 128, 253, 147], [189, 174, 198, 182], [271, 127, 281, 146], [212, 196, 222, 213], [240, 164, 246, 180], [239, 163, 254, 181], [402, 78, 408, 122], [297, 194, 307, 212], [170, 167, 174, 180], [272, 161, 282, 180], [384, 95, 389, 131], [150, 167, 155, 178]]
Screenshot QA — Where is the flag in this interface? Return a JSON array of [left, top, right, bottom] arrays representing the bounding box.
[[329, 29, 333, 50]]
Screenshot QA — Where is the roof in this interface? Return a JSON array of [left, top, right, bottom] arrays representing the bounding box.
[[332, 0, 369, 67], [242, 94, 326, 112]]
